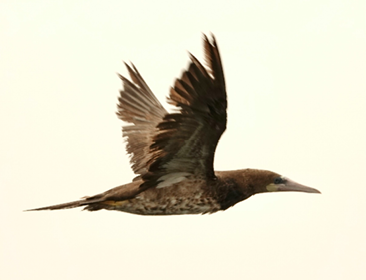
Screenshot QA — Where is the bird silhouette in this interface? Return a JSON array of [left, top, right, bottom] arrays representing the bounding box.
[[27, 34, 320, 215]]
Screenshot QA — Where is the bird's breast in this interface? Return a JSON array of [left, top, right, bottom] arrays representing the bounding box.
[[108, 179, 221, 215]]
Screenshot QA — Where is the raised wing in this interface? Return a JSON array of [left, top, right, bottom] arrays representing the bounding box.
[[117, 63, 167, 177], [141, 35, 227, 189]]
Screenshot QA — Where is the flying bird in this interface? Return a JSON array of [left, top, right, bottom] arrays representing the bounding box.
[[28, 35, 320, 215]]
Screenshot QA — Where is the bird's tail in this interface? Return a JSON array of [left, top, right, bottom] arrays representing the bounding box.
[[25, 197, 102, 211], [26, 181, 142, 212]]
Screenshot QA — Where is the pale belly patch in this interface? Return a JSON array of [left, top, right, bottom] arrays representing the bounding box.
[[99, 178, 221, 215], [101, 193, 221, 215]]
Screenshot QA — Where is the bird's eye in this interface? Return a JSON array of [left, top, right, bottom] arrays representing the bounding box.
[[274, 177, 283, 184]]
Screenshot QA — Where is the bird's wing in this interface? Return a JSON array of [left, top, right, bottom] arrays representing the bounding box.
[[141, 35, 227, 189], [117, 63, 167, 177]]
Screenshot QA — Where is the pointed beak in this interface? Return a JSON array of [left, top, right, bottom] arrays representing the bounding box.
[[277, 178, 321, 194]]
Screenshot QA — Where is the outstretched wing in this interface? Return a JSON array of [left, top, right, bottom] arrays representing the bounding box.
[[141, 35, 227, 189], [117, 63, 167, 178]]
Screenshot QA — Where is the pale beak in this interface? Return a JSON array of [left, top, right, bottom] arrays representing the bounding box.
[[277, 178, 321, 194]]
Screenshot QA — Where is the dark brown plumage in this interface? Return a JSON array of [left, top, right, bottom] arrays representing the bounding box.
[[27, 35, 320, 215]]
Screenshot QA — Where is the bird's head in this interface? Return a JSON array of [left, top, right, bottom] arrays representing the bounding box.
[[245, 169, 321, 195], [265, 174, 320, 194], [215, 169, 320, 210], [222, 169, 321, 196]]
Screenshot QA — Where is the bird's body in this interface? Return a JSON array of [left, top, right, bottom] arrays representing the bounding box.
[[88, 177, 220, 215], [28, 35, 320, 215]]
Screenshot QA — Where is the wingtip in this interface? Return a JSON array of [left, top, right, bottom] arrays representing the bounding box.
[[123, 61, 138, 72], [123, 61, 133, 72], [202, 32, 217, 45]]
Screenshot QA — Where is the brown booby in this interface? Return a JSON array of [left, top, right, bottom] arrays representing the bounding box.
[[27, 35, 320, 215]]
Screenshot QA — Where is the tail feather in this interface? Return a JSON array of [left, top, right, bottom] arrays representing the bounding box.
[[26, 181, 142, 212], [25, 198, 101, 211]]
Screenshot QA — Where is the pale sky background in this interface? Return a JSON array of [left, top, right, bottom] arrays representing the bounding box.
[[1, 1, 365, 279]]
